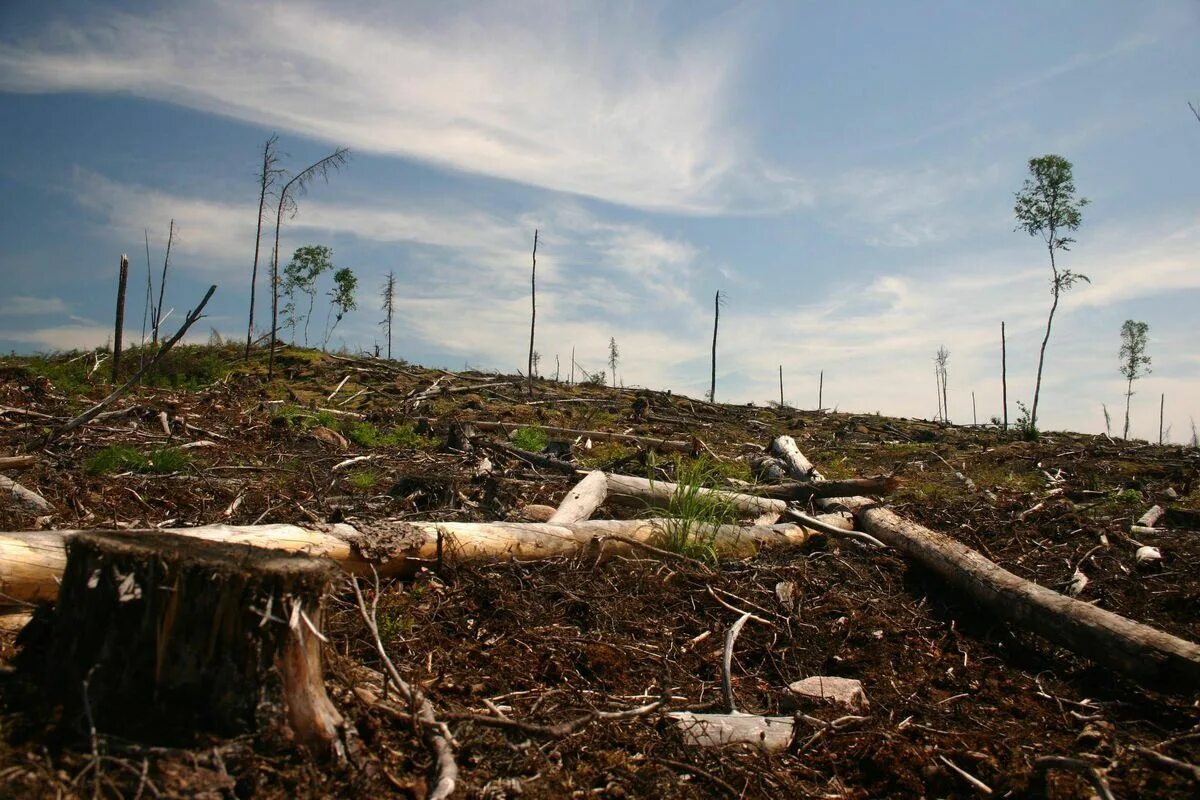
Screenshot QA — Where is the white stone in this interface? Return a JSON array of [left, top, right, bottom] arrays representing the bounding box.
[[788, 676, 869, 712]]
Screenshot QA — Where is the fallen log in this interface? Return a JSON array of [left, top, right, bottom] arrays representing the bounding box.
[[769, 435, 1200, 692], [604, 473, 787, 518], [0, 517, 821, 607], [472, 421, 692, 453], [549, 470, 608, 523], [755, 475, 898, 501], [0, 455, 37, 471], [0, 475, 52, 514]]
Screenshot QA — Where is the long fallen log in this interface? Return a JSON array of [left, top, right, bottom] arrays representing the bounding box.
[[472, 421, 692, 453], [755, 475, 898, 501], [769, 436, 1200, 692], [604, 473, 788, 518], [0, 517, 821, 607]]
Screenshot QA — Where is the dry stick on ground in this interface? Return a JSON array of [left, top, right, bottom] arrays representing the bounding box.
[[721, 613, 753, 713], [1132, 745, 1200, 783], [769, 434, 1200, 691], [781, 508, 885, 548], [45, 284, 217, 444], [0, 455, 37, 470], [1030, 756, 1116, 800], [351, 573, 456, 800]]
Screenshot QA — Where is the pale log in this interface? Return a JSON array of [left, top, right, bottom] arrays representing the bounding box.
[[0, 455, 37, 471], [0, 517, 820, 606], [769, 435, 1200, 692], [549, 470, 609, 523], [756, 475, 898, 501]]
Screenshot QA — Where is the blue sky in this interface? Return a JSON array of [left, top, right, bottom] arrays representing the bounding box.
[[0, 0, 1197, 440]]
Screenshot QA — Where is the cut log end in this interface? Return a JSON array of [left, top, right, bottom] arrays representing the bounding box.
[[32, 531, 349, 759]]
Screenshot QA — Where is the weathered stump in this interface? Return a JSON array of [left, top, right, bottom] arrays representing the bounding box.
[[41, 531, 348, 759]]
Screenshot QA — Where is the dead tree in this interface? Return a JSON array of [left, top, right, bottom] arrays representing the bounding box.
[[268, 147, 351, 379], [38, 531, 350, 759], [380, 270, 396, 360], [111, 254, 128, 382], [153, 219, 175, 346], [709, 290, 722, 402], [527, 229, 538, 396], [246, 134, 282, 359], [1001, 320, 1008, 430]]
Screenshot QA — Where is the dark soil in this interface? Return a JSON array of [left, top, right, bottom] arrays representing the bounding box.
[[0, 346, 1197, 798]]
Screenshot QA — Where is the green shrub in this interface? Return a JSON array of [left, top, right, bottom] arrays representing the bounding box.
[[1014, 400, 1038, 441], [511, 425, 548, 452], [348, 421, 429, 449]]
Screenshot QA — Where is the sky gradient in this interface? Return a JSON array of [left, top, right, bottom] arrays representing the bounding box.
[[0, 0, 1197, 440]]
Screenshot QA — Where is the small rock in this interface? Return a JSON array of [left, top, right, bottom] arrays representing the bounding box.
[[787, 676, 870, 712], [1135, 545, 1162, 568]]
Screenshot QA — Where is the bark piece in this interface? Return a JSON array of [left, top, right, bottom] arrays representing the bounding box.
[[37, 531, 349, 759], [669, 712, 793, 752], [787, 676, 869, 712]]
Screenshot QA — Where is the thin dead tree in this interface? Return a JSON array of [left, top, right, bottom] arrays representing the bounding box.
[[818, 369, 823, 410], [141, 229, 153, 350], [246, 134, 282, 359], [608, 337, 619, 387], [380, 270, 396, 360], [779, 365, 784, 409], [709, 290, 722, 402], [48, 285, 217, 443], [153, 219, 175, 346], [268, 147, 351, 379], [936, 346, 950, 423], [527, 229, 538, 396], [111, 254, 129, 382], [1001, 320, 1008, 430]]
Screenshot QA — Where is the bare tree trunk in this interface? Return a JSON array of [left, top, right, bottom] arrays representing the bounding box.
[[1123, 375, 1134, 439], [1001, 320, 1008, 431], [141, 230, 153, 353], [153, 219, 174, 347], [112, 254, 128, 383], [1030, 247, 1059, 430], [935, 364, 943, 422], [1159, 393, 1165, 445], [527, 230, 538, 397], [710, 290, 720, 402], [972, 391, 977, 426], [247, 135, 277, 359], [818, 370, 823, 410], [779, 365, 784, 408], [570, 346, 575, 384]]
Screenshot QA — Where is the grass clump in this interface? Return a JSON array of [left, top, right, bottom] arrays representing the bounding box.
[[348, 421, 429, 449], [511, 425, 548, 452], [347, 469, 381, 491], [649, 457, 740, 565], [84, 446, 146, 475], [84, 446, 190, 475]]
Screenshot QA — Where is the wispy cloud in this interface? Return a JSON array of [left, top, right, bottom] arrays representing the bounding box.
[[0, 1, 805, 214], [0, 296, 69, 316]]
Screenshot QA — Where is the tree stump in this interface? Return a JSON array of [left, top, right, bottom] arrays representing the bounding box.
[[41, 530, 349, 759]]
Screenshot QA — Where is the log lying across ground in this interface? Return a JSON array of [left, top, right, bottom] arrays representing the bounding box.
[[769, 435, 1200, 692], [0, 517, 823, 607], [473, 421, 692, 453]]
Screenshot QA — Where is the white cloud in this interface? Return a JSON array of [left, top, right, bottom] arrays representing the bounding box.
[[0, 1, 805, 214], [0, 296, 69, 316], [0, 324, 111, 351]]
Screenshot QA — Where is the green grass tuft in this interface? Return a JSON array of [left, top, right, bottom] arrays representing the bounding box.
[[511, 425, 548, 452], [84, 445, 190, 475], [347, 468, 381, 491], [649, 457, 740, 565]]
